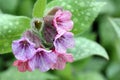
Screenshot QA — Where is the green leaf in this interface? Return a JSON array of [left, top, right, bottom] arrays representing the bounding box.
[[55, 64, 73, 80], [99, 17, 120, 61], [0, 14, 30, 54], [106, 62, 120, 80], [0, 9, 2, 13], [17, 0, 33, 17], [68, 37, 109, 61], [46, 0, 105, 34], [99, 18, 120, 43], [32, 0, 47, 17], [1, 67, 59, 80], [99, 17, 117, 47], [108, 18, 120, 38], [77, 72, 105, 80], [0, 0, 18, 14]]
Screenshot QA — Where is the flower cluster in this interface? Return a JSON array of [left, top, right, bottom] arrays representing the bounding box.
[[12, 7, 75, 72]]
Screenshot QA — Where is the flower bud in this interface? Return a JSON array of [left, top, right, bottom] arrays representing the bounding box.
[[23, 30, 44, 48], [42, 16, 57, 44], [31, 18, 43, 32], [47, 6, 63, 15]]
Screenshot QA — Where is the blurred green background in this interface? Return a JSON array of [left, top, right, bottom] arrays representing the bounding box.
[[0, 0, 120, 80]]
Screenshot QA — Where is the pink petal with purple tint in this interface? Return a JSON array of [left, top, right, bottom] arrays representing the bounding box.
[[53, 10, 73, 32], [54, 32, 75, 53], [13, 60, 32, 72], [29, 48, 57, 72], [51, 51, 73, 70], [12, 37, 36, 61]]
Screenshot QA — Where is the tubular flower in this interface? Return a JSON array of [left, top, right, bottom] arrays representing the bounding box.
[[23, 30, 43, 48], [29, 48, 57, 72], [13, 60, 32, 72], [12, 37, 36, 61], [53, 10, 73, 34], [51, 51, 73, 70], [54, 32, 75, 53]]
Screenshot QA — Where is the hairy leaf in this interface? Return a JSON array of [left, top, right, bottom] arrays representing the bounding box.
[[69, 37, 109, 61], [0, 14, 30, 54]]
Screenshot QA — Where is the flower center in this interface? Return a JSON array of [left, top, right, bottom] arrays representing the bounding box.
[[20, 40, 30, 49]]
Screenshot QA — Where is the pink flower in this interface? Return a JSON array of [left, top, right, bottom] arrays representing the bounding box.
[[53, 10, 73, 34], [51, 51, 73, 70], [54, 32, 75, 53], [13, 60, 32, 72], [12, 37, 36, 61], [28, 48, 57, 72]]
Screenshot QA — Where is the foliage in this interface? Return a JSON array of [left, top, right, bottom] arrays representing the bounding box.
[[0, 0, 120, 80]]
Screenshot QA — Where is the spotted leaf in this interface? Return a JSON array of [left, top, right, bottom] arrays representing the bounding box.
[[68, 37, 109, 61], [46, 0, 105, 34], [0, 14, 30, 54]]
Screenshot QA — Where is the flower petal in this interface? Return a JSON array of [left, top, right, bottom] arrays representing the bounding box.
[[51, 51, 73, 70], [58, 20, 73, 31], [29, 48, 57, 72], [12, 37, 36, 61], [54, 32, 75, 53], [23, 30, 43, 48], [13, 60, 32, 72], [53, 10, 73, 32], [57, 11, 72, 21]]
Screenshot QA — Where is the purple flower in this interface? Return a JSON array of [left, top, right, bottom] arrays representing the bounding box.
[[12, 37, 36, 61], [54, 32, 75, 53], [51, 51, 73, 70], [23, 30, 43, 48], [29, 48, 57, 72], [13, 60, 32, 72], [53, 10, 73, 34]]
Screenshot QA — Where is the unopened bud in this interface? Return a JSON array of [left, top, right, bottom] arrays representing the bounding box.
[[42, 16, 57, 44], [31, 18, 43, 32], [47, 6, 63, 15]]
